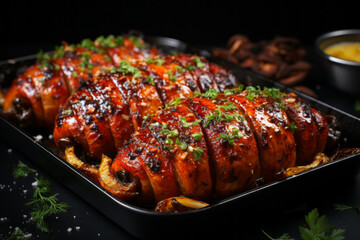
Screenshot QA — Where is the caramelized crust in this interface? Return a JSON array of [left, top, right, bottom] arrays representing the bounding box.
[[282, 93, 319, 166], [227, 93, 296, 182], [183, 96, 260, 198], [148, 105, 212, 200]]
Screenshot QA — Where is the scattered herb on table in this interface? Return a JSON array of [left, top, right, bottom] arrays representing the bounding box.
[[13, 161, 36, 179], [334, 203, 360, 212], [4, 228, 30, 240], [26, 177, 70, 232], [263, 208, 345, 240]]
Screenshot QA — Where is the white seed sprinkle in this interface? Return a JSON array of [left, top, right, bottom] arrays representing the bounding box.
[[34, 135, 43, 142], [67, 227, 72, 232], [76, 226, 80, 230], [7, 149, 12, 153]]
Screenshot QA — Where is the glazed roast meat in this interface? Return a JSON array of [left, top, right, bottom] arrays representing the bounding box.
[[2, 35, 158, 128], [0, 34, 335, 207], [52, 53, 331, 204]]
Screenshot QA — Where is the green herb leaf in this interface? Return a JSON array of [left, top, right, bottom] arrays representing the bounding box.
[[168, 98, 182, 107], [129, 36, 146, 49], [202, 88, 219, 99], [13, 161, 36, 179], [176, 138, 188, 150], [175, 66, 186, 73], [334, 203, 360, 212], [180, 117, 201, 128], [26, 177, 70, 232], [160, 129, 179, 137], [165, 145, 175, 150], [5, 228, 29, 240], [111, 60, 142, 78], [145, 76, 155, 85], [299, 208, 345, 240], [72, 71, 78, 77], [262, 230, 294, 240], [188, 146, 204, 161], [191, 132, 202, 141], [146, 58, 165, 65], [289, 122, 298, 134], [194, 91, 201, 96], [216, 128, 242, 146], [193, 57, 205, 68], [185, 65, 195, 71], [167, 71, 177, 82], [220, 102, 237, 111]]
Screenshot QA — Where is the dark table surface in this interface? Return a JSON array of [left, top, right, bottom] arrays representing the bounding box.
[[0, 42, 360, 240]]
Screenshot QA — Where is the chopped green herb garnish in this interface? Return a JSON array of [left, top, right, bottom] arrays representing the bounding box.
[[160, 129, 179, 137], [191, 132, 202, 140], [220, 102, 237, 111], [169, 98, 182, 106], [185, 65, 195, 71], [180, 117, 201, 128], [175, 66, 186, 73], [165, 145, 175, 150], [142, 113, 154, 124], [162, 123, 168, 129], [263, 87, 282, 99], [53, 45, 65, 59], [167, 71, 177, 82], [216, 128, 242, 146], [110, 60, 142, 78], [72, 71, 78, 77], [146, 58, 165, 65], [79, 38, 105, 53], [165, 138, 173, 145], [53, 64, 60, 71], [278, 102, 286, 111], [194, 91, 201, 96], [188, 146, 204, 161], [193, 57, 205, 68], [63, 109, 72, 115], [245, 86, 262, 101], [289, 122, 298, 134], [5, 228, 29, 240], [145, 76, 155, 85], [205, 109, 244, 127], [202, 88, 219, 99], [95, 35, 124, 48], [13, 161, 37, 179], [176, 138, 188, 150], [26, 177, 70, 232], [129, 36, 146, 49], [38, 77, 46, 84]]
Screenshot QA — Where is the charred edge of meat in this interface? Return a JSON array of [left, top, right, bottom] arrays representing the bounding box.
[[0, 97, 35, 128], [325, 115, 341, 153]]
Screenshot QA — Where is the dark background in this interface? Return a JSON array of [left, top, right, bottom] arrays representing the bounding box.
[[0, 1, 358, 60]]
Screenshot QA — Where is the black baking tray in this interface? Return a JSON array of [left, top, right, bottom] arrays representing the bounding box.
[[1, 36, 360, 240]]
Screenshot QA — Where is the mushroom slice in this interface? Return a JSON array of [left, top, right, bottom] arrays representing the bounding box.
[[155, 197, 209, 212], [65, 146, 99, 183], [281, 153, 331, 178], [98, 154, 139, 201]]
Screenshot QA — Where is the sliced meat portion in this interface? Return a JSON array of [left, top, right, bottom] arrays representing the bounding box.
[[103, 61, 163, 130], [183, 95, 260, 198], [3, 63, 68, 128], [227, 92, 296, 182], [281, 92, 319, 166], [311, 108, 329, 155], [172, 54, 218, 92], [147, 104, 212, 201], [137, 56, 200, 104], [208, 63, 237, 92], [112, 128, 180, 203], [52, 42, 114, 94]]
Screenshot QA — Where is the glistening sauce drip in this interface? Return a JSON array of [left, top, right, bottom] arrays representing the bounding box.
[[324, 42, 360, 63]]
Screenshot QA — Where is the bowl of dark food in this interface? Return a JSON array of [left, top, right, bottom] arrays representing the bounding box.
[[315, 29, 360, 95]]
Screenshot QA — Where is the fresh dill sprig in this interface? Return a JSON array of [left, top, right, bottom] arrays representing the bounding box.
[[26, 177, 70, 232], [13, 161, 37, 179], [5, 228, 29, 240]]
